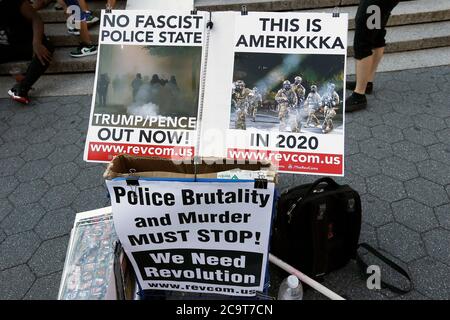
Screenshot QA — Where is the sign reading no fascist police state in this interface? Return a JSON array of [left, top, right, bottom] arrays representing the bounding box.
[[107, 180, 274, 296]]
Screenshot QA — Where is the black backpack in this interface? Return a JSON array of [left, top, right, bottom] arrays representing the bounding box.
[[271, 177, 361, 279], [271, 177, 412, 294]]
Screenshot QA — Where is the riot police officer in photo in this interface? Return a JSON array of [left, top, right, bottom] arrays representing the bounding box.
[[305, 84, 322, 128], [232, 80, 252, 130], [275, 80, 298, 132]]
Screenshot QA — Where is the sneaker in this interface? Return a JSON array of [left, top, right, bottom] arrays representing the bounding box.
[[345, 92, 367, 112], [85, 11, 100, 25], [8, 86, 30, 104], [346, 81, 373, 94], [67, 28, 80, 36], [70, 44, 98, 58]]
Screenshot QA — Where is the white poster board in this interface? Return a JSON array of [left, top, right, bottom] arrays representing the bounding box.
[[107, 179, 275, 296], [200, 12, 348, 175], [85, 10, 348, 176]]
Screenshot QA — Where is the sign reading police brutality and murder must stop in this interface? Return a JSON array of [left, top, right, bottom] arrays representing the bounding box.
[[107, 180, 275, 296], [84, 10, 206, 162]]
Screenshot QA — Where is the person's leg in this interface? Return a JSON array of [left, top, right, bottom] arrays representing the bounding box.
[[77, 0, 88, 11], [349, 0, 374, 91], [79, 20, 91, 44], [70, 8, 97, 57], [345, 0, 377, 111], [107, 0, 116, 9], [368, 47, 385, 82], [354, 55, 374, 94], [18, 36, 54, 93], [350, 1, 399, 93]]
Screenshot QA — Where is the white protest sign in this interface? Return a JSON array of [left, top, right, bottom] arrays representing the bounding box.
[[107, 179, 275, 296], [84, 10, 206, 162], [201, 12, 348, 176], [85, 10, 348, 176]]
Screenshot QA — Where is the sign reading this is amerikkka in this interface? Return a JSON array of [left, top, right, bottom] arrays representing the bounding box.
[[107, 180, 275, 296], [86, 9, 348, 176]]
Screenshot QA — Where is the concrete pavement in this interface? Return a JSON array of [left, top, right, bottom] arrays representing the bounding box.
[[0, 65, 449, 299]]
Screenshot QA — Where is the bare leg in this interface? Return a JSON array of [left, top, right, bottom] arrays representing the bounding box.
[[107, 0, 117, 9], [354, 54, 373, 94], [32, 0, 52, 10], [79, 21, 92, 44], [368, 47, 385, 82], [77, 0, 89, 12], [57, 0, 66, 10]]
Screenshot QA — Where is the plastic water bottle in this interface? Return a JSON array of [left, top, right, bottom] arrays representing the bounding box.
[[277, 275, 303, 300]]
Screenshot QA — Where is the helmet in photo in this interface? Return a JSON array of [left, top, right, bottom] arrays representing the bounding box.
[[294, 76, 302, 84], [328, 83, 335, 91], [310, 85, 317, 92], [235, 80, 245, 90], [253, 87, 258, 92], [283, 80, 291, 90]]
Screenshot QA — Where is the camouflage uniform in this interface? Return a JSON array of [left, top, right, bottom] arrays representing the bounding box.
[[305, 90, 322, 128], [292, 83, 306, 108], [248, 88, 262, 122], [232, 82, 252, 130], [275, 84, 298, 132], [321, 88, 339, 133], [235, 106, 247, 130]]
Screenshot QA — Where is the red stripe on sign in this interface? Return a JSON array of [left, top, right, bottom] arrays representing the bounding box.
[[87, 142, 194, 162], [227, 148, 343, 175]]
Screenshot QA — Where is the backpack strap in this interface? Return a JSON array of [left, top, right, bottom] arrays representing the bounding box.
[[356, 243, 412, 294]]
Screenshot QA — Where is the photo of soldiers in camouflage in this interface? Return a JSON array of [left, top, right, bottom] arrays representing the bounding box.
[[230, 52, 344, 134], [92, 44, 201, 129]]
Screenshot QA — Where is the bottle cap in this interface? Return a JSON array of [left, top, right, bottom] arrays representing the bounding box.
[[287, 275, 299, 288]]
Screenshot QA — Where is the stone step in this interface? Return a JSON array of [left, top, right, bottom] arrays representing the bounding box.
[[39, 0, 126, 23], [46, 24, 100, 47], [0, 47, 97, 75], [194, 0, 359, 11], [43, 17, 450, 57], [347, 46, 450, 75], [348, 20, 450, 57], [302, 0, 450, 30], [41, 0, 450, 28]]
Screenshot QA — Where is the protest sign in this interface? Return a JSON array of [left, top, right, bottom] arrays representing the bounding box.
[[200, 12, 348, 175], [107, 179, 275, 296], [85, 10, 348, 176], [84, 10, 206, 162]]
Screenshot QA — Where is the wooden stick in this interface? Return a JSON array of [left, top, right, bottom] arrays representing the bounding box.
[[269, 253, 345, 300]]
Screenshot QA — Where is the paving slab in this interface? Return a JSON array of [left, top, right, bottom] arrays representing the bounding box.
[[0, 265, 36, 300], [28, 236, 69, 277], [0, 231, 41, 270], [434, 204, 450, 231], [377, 223, 426, 263], [392, 199, 439, 232], [409, 257, 450, 299]]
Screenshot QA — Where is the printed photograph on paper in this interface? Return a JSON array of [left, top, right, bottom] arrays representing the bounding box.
[[229, 53, 345, 135], [93, 44, 202, 130]]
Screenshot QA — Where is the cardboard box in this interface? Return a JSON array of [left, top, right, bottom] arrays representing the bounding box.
[[103, 155, 277, 182]]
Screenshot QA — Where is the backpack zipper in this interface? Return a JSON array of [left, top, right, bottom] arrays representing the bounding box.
[[287, 197, 302, 223]]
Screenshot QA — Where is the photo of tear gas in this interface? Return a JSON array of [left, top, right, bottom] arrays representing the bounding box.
[[229, 52, 345, 135], [93, 44, 202, 129]]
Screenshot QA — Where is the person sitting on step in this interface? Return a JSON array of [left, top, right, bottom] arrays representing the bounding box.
[[0, 0, 54, 104]]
